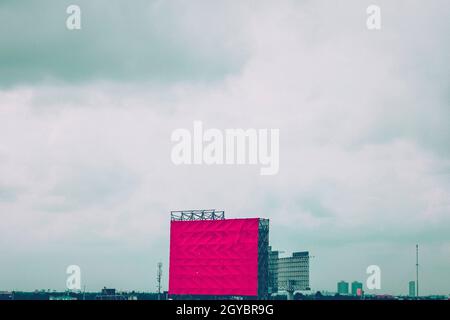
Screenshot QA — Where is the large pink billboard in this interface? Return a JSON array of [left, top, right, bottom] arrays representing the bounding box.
[[169, 218, 259, 296]]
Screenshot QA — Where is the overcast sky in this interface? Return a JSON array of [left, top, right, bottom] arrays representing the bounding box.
[[0, 0, 449, 295]]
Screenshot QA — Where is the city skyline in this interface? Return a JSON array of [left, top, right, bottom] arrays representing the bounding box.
[[0, 0, 449, 296], [0, 216, 445, 297]]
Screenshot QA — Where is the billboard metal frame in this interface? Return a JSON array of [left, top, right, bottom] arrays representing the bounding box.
[[258, 219, 270, 300], [170, 209, 225, 221], [169, 210, 270, 300]]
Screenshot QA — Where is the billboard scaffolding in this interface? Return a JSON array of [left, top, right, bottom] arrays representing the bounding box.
[[171, 209, 225, 221], [258, 219, 269, 300], [169, 210, 269, 299]]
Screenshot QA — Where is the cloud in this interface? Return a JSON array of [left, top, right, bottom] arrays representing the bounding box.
[[0, 0, 449, 294], [0, 0, 250, 86]]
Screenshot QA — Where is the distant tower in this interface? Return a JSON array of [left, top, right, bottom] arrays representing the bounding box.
[[409, 281, 416, 297], [416, 244, 419, 297], [157, 262, 162, 295]]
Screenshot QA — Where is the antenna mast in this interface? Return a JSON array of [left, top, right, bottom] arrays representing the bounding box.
[[416, 244, 419, 297], [157, 262, 162, 297]]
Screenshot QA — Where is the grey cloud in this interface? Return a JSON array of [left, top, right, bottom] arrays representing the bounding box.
[[0, 186, 18, 202], [0, 0, 449, 295], [39, 165, 139, 212], [0, 0, 249, 86]]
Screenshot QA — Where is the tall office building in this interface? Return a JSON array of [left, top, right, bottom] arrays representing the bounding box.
[[409, 281, 416, 297], [268, 248, 310, 295], [351, 281, 363, 296], [337, 281, 349, 295]]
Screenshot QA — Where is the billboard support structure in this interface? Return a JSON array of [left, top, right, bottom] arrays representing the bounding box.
[[258, 219, 270, 300], [171, 209, 225, 221], [169, 211, 270, 300]]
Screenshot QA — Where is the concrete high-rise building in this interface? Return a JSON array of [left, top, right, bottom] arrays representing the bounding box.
[[409, 281, 416, 297], [351, 281, 363, 296], [268, 248, 310, 297], [337, 281, 349, 295]]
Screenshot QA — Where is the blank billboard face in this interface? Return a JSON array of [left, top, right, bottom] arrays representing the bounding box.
[[169, 218, 259, 296]]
